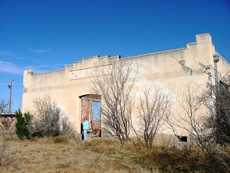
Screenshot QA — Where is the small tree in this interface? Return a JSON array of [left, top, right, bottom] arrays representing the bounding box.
[[15, 110, 32, 139], [93, 60, 136, 144], [165, 78, 230, 172], [137, 88, 171, 149], [165, 86, 214, 152]]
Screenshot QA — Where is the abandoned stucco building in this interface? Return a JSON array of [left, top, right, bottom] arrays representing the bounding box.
[[22, 33, 230, 137]]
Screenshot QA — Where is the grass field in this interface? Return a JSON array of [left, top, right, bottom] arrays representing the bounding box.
[[0, 137, 153, 173], [1, 136, 229, 173]]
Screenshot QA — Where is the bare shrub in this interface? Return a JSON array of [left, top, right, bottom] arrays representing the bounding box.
[[0, 100, 16, 140], [136, 88, 171, 149], [32, 97, 74, 138], [93, 60, 136, 144], [1, 118, 14, 132], [0, 118, 16, 140], [33, 97, 61, 137]]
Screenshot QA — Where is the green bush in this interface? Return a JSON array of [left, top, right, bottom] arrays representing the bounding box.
[[15, 110, 32, 139]]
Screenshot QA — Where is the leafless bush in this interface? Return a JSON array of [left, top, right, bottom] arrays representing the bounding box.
[[0, 100, 15, 139], [32, 97, 74, 138], [0, 118, 16, 140], [93, 60, 136, 144], [33, 97, 61, 137], [136, 88, 171, 149]]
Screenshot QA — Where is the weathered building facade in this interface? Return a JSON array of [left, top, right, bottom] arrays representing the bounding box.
[[22, 33, 230, 136]]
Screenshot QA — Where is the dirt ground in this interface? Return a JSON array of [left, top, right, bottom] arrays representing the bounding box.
[[0, 137, 154, 173]]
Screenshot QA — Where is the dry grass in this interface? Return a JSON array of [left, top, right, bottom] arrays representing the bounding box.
[[0, 137, 151, 173], [1, 136, 229, 173], [134, 145, 230, 173]]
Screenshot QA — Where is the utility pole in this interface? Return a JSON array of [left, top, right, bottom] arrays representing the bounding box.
[[8, 80, 13, 113]]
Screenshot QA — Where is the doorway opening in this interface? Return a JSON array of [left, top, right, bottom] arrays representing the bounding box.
[[79, 94, 101, 137]]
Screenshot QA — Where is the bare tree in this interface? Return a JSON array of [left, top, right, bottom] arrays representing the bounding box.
[[93, 60, 136, 144], [164, 76, 230, 171], [166, 86, 214, 152], [137, 88, 171, 149]]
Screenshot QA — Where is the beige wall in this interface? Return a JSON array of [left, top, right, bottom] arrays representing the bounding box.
[[22, 33, 230, 135]]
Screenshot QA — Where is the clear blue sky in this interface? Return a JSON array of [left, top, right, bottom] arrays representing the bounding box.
[[0, 0, 230, 111]]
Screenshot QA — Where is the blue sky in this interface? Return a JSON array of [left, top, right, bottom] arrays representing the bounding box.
[[0, 0, 230, 111]]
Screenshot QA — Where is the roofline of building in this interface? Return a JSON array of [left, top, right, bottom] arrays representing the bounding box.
[[25, 33, 229, 75], [123, 47, 186, 61], [26, 47, 187, 75]]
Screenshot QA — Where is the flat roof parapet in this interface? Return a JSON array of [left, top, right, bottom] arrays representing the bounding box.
[[72, 54, 120, 63], [125, 48, 186, 60], [26, 68, 65, 76], [23, 33, 216, 75], [65, 55, 120, 70]]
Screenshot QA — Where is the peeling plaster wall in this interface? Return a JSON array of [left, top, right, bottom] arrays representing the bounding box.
[[22, 33, 230, 135]]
